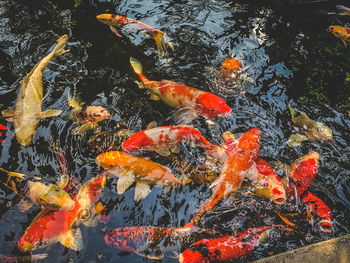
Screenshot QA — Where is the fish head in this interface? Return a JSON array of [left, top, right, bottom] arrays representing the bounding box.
[[96, 14, 120, 26], [122, 131, 153, 152], [76, 175, 106, 211], [329, 25, 350, 39], [85, 106, 110, 122], [220, 58, 241, 79], [195, 93, 232, 118]]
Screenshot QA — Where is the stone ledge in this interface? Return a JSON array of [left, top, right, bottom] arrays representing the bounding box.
[[252, 234, 350, 263]]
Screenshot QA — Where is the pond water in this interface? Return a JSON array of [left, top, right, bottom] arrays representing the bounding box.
[[0, 0, 349, 262]]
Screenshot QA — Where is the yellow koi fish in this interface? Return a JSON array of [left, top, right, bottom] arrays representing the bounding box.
[[329, 25, 350, 47]]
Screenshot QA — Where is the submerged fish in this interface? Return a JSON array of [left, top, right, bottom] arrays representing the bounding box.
[[129, 57, 232, 123], [96, 14, 174, 57], [0, 253, 47, 263], [250, 158, 286, 205], [178, 225, 292, 263], [122, 123, 226, 161], [88, 129, 134, 152], [220, 58, 242, 80], [17, 174, 106, 252], [287, 106, 332, 147], [68, 92, 110, 136], [336, 5, 350, 16], [1, 35, 68, 146], [105, 225, 221, 260], [96, 151, 183, 201], [196, 128, 261, 216], [329, 25, 350, 47], [0, 168, 74, 211]]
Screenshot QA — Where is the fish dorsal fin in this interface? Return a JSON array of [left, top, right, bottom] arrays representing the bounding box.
[[287, 133, 308, 147], [41, 109, 62, 119], [147, 121, 157, 129], [59, 228, 83, 251], [154, 147, 171, 157], [2, 109, 15, 117], [117, 172, 135, 194], [150, 92, 161, 101], [110, 25, 123, 37], [134, 181, 151, 201], [173, 107, 198, 124]]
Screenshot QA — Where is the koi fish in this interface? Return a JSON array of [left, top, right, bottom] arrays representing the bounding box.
[[301, 191, 333, 233], [129, 57, 232, 124], [287, 106, 332, 147], [287, 151, 320, 196], [1, 35, 68, 146], [68, 91, 110, 136], [96, 151, 183, 201], [220, 58, 242, 80], [196, 128, 261, 216], [0, 253, 47, 263], [178, 225, 292, 263], [122, 122, 226, 161], [88, 129, 134, 152], [0, 168, 74, 211], [250, 158, 286, 204], [96, 14, 174, 57], [336, 5, 350, 16], [105, 225, 222, 260], [17, 174, 106, 252], [329, 25, 350, 47]]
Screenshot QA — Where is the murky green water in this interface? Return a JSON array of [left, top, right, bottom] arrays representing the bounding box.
[[0, 0, 349, 262]]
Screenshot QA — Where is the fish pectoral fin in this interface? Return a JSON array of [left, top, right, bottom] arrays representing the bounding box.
[[117, 172, 135, 194], [17, 199, 33, 212], [2, 109, 15, 117], [134, 80, 145, 89], [173, 107, 198, 124], [146, 121, 157, 129], [154, 147, 171, 157], [134, 181, 151, 201], [41, 109, 62, 118], [150, 92, 161, 101], [342, 39, 348, 47], [287, 133, 308, 147], [110, 25, 123, 37], [59, 228, 83, 251]]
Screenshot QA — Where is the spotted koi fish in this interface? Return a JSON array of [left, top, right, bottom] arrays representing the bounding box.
[[96, 14, 174, 57], [178, 225, 292, 263], [129, 57, 232, 124], [96, 151, 183, 201], [196, 128, 261, 216], [105, 225, 221, 260], [17, 175, 106, 252], [122, 123, 226, 161]]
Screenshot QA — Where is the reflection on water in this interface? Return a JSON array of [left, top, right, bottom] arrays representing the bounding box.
[[0, 0, 350, 262]]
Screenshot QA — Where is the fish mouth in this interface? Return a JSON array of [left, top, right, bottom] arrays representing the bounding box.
[[318, 220, 333, 233], [272, 195, 287, 205], [18, 241, 35, 252], [329, 26, 334, 32]]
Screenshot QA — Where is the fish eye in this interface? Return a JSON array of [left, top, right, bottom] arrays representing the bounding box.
[[44, 240, 49, 245], [34, 241, 41, 246]]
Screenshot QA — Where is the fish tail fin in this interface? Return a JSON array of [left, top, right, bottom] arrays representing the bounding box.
[[68, 89, 85, 109], [53, 35, 70, 57], [152, 30, 174, 57], [130, 57, 149, 84], [0, 167, 26, 180], [288, 105, 296, 118]]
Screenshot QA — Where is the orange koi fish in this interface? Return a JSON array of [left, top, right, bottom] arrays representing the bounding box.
[[301, 191, 333, 233], [251, 158, 286, 204], [287, 151, 320, 196], [17, 175, 106, 252], [129, 57, 232, 123], [96, 14, 174, 57], [96, 151, 183, 201], [105, 225, 221, 260], [196, 128, 261, 215], [220, 58, 242, 80], [178, 225, 292, 263], [122, 123, 226, 161], [329, 25, 350, 47]]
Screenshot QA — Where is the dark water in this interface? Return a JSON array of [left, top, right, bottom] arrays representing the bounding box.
[[0, 0, 349, 262]]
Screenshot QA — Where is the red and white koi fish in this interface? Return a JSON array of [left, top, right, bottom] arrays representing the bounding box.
[[250, 158, 286, 205], [122, 123, 226, 161], [96, 151, 183, 201], [196, 128, 261, 216], [105, 225, 221, 260], [178, 225, 292, 263], [96, 14, 174, 57], [17, 175, 106, 252], [301, 191, 333, 233], [129, 57, 232, 123]]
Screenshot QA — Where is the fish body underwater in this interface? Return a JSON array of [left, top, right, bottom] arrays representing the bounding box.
[[17, 175, 106, 252], [1, 35, 68, 146], [196, 128, 261, 216], [129, 57, 231, 123], [96, 151, 182, 201]]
